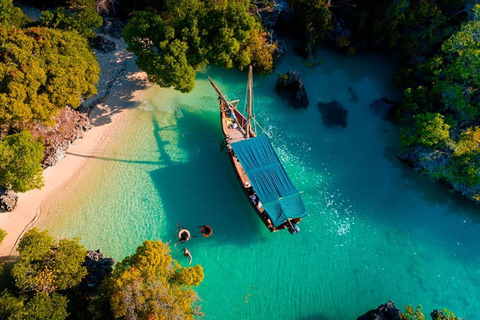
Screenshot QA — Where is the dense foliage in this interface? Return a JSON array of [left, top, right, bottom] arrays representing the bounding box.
[[0, 230, 204, 319], [0, 131, 44, 192], [99, 240, 204, 319], [287, 0, 331, 54], [0, 228, 85, 319], [0, 26, 99, 128], [0, 0, 29, 28], [39, 0, 103, 38], [393, 4, 480, 200], [123, 0, 276, 92], [12, 228, 87, 294]]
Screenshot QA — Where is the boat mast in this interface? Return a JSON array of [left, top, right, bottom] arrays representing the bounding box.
[[246, 66, 253, 139]]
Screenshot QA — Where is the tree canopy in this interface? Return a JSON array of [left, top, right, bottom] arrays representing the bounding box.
[[12, 228, 87, 294], [123, 0, 276, 92], [39, 0, 103, 38], [0, 131, 44, 192], [0, 0, 29, 28], [0, 26, 99, 128], [101, 240, 204, 319]]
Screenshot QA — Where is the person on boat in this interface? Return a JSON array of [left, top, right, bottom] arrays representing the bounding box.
[[175, 222, 193, 246], [198, 225, 213, 237], [183, 248, 192, 265]]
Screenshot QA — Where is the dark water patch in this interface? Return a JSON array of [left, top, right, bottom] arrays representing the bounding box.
[[318, 100, 348, 127], [348, 86, 359, 102], [369, 98, 396, 121]]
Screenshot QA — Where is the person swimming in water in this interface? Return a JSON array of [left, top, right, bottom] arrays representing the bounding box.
[[198, 225, 213, 237], [183, 248, 192, 265], [175, 222, 193, 246]]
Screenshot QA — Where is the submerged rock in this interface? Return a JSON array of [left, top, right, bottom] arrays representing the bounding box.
[[0, 187, 18, 212], [370, 98, 397, 121], [318, 99, 348, 127], [357, 301, 403, 320], [275, 71, 309, 109]]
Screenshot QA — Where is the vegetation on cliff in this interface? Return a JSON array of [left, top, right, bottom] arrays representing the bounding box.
[[0, 229, 203, 319], [0, 0, 100, 193], [0, 131, 44, 192], [123, 0, 276, 92], [39, 0, 103, 38], [95, 240, 204, 319]]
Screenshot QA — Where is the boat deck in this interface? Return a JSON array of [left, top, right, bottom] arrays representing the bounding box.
[[220, 107, 275, 231]]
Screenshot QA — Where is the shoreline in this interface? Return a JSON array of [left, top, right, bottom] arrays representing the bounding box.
[[0, 42, 150, 258]]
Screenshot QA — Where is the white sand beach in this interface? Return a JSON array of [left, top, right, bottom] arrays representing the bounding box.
[[0, 39, 150, 257]]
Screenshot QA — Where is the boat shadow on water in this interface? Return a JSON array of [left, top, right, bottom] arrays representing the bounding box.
[[148, 109, 267, 247]]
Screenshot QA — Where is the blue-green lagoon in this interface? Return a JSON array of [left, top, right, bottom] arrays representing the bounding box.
[[38, 48, 480, 319]]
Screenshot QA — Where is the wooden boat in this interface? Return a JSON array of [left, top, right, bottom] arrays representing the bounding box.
[[208, 66, 308, 234]]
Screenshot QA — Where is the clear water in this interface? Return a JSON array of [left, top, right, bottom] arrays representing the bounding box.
[[38, 47, 480, 319]]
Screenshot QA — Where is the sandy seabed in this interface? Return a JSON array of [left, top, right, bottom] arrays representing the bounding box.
[[0, 39, 151, 257]]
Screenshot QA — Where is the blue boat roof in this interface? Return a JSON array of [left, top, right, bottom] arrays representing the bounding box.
[[231, 134, 308, 227]]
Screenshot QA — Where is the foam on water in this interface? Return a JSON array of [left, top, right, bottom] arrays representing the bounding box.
[[38, 48, 480, 319]]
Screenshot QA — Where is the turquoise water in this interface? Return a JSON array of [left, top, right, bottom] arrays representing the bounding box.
[[38, 47, 480, 319]]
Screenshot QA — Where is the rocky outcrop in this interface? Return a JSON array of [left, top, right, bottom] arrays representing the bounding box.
[[430, 309, 459, 320], [31, 106, 91, 168], [0, 187, 18, 212], [84, 249, 115, 289], [78, 249, 115, 300], [357, 301, 403, 320], [101, 18, 126, 39], [275, 71, 309, 109], [91, 35, 116, 53], [318, 99, 348, 127], [254, 1, 283, 29]]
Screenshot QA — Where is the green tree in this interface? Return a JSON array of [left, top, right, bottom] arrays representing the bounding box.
[[0, 0, 29, 28], [12, 228, 87, 294], [0, 26, 99, 128], [400, 112, 451, 148], [287, 0, 331, 50], [0, 131, 44, 192], [39, 0, 103, 38], [23, 292, 69, 320], [0, 290, 68, 320], [101, 240, 204, 319], [403, 304, 425, 320], [123, 0, 275, 92], [0, 290, 25, 318]]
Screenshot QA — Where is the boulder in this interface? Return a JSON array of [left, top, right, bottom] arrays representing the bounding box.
[[275, 71, 309, 109], [0, 187, 18, 212], [81, 249, 115, 298], [318, 99, 348, 127], [101, 18, 125, 39], [255, 1, 282, 29], [357, 301, 403, 320], [91, 35, 116, 53]]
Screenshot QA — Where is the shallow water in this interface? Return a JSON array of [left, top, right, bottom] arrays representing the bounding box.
[[38, 47, 480, 319]]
